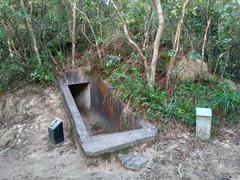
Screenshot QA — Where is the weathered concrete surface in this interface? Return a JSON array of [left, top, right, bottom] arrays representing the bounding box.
[[58, 69, 157, 156], [83, 129, 156, 156], [69, 83, 91, 111], [59, 80, 90, 143], [196, 108, 212, 141]]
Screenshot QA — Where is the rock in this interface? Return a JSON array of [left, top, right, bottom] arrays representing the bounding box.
[[175, 57, 208, 81], [138, 143, 148, 152], [221, 143, 231, 149], [219, 174, 231, 180], [225, 79, 238, 91], [120, 152, 148, 171], [0, 127, 18, 149]]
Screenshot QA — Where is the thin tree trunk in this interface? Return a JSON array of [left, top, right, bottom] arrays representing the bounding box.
[[201, 0, 212, 71], [71, 0, 77, 67], [166, 0, 189, 89], [7, 41, 14, 58], [112, 0, 164, 88], [62, 0, 72, 38], [1, 20, 14, 58], [148, 0, 164, 88], [202, 17, 212, 60], [112, 1, 148, 70], [143, 5, 153, 54], [20, 0, 42, 64], [2, 18, 23, 60], [5, 18, 25, 59], [68, 0, 102, 59]]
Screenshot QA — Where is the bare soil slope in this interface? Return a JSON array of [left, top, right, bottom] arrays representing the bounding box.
[[0, 85, 138, 180]]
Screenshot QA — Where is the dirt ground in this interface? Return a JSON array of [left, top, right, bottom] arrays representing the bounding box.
[[0, 85, 239, 180]]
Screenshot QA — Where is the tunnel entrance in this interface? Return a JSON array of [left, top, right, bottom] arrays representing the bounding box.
[[59, 69, 157, 156]]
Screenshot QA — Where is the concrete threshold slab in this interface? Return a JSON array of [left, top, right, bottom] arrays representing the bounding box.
[[58, 69, 157, 156]]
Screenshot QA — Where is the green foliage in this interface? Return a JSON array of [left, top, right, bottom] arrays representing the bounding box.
[[1, 0, 240, 83], [0, 56, 53, 92], [107, 65, 240, 127], [119, 147, 130, 154], [170, 80, 240, 126], [30, 63, 53, 83], [106, 54, 121, 66], [161, 0, 240, 79], [0, 59, 25, 92], [108, 66, 168, 121], [210, 83, 240, 123], [188, 50, 202, 60]]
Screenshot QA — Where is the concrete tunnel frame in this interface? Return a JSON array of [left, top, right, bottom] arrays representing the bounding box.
[[58, 69, 157, 156]]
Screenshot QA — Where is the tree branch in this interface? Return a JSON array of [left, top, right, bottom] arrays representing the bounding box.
[[143, 5, 153, 54], [68, 0, 102, 59], [202, 17, 212, 60], [112, 0, 148, 70], [20, 0, 42, 64], [166, 0, 189, 90]]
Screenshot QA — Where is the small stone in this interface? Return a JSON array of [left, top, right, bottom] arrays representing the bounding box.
[[221, 143, 231, 149], [139, 143, 148, 152], [226, 79, 238, 91], [17, 139, 22, 144], [220, 174, 231, 180], [86, 159, 99, 167], [120, 152, 148, 171]]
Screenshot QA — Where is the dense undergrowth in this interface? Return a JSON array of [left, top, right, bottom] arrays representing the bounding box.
[[101, 63, 240, 127], [0, 58, 53, 92]]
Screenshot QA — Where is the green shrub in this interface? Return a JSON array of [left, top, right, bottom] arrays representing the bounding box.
[[30, 63, 53, 83], [0, 59, 25, 91], [0, 55, 54, 92], [210, 83, 240, 124]]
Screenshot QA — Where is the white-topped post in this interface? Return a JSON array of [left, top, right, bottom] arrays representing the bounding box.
[[196, 108, 212, 141]]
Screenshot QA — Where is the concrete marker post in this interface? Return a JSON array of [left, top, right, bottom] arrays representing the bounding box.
[[196, 107, 212, 141]]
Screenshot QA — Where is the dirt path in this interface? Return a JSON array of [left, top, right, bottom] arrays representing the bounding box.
[[141, 124, 240, 180], [0, 85, 239, 180]]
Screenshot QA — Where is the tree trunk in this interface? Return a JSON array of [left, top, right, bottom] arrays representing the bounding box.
[[20, 0, 42, 64], [148, 0, 164, 88], [69, 0, 102, 59], [143, 5, 153, 54], [5, 18, 26, 59], [71, 0, 77, 68], [202, 17, 212, 60], [166, 0, 189, 90]]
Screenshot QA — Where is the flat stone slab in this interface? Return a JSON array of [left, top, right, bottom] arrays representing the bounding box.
[[58, 69, 157, 156], [83, 129, 156, 156], [120, 152, 148, 171]]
